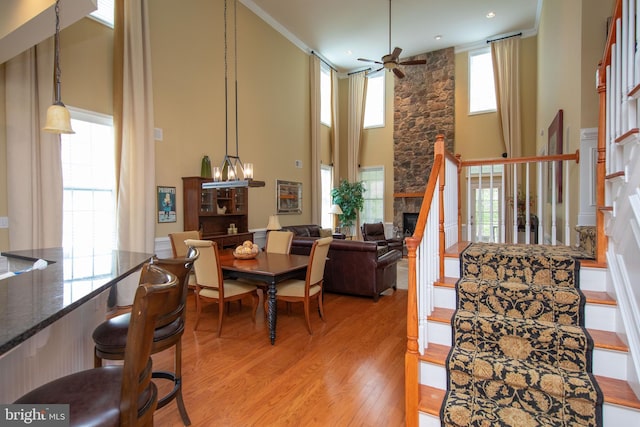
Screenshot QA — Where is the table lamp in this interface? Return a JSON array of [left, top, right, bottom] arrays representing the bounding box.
[[329, 204, 343, 233], [266, 215, 282, 231]]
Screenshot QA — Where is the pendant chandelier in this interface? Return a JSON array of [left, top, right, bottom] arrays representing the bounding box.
[[203, 0, 264, 189], [43, 0, 74, 134]]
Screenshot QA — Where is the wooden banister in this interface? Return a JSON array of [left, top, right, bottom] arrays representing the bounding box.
[[460, 150, 579, 167]]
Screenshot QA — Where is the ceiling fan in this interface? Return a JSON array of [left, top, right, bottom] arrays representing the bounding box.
[[357, 0, 426, 78]]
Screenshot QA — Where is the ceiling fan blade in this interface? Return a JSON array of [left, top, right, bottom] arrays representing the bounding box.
[[393, 67, 405, 78], [391, 47, 402, 60], [399, 59, 427, 66], [358, 58, 383, 64], [375, 67, 384, 73]]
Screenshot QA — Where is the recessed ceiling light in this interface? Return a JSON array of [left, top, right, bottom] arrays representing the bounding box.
[[486, 11, 496, 19], [346, 49, 353, 55], [434, 35, 442, 40]]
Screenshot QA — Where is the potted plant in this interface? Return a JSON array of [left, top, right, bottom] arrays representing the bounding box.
[[331, 179, 365, 236]]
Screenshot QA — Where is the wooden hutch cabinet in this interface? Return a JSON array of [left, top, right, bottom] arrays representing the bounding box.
[[182, 177, 253, 248]]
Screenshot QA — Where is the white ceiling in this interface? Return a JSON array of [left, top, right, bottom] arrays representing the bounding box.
[[242, 0, 541, 72]]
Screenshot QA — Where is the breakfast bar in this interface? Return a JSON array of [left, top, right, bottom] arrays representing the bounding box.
[[0, 248, 153, 403]]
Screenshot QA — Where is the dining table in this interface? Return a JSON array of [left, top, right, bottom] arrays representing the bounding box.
[[218, 249, 310, 344]]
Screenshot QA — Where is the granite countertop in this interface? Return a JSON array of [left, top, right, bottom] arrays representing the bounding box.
[[0, 248, 153, 356]]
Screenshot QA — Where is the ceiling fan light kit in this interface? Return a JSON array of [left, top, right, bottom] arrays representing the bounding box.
[[357, 0, 426, 78]]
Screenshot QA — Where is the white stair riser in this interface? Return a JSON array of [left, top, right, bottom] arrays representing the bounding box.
[[585, 303, 618, 331], [421, 343, 627, 382], [434, 286, 456, 309], [420, 404, 640, 426], [427, 321, 452, 346], [442, 260, 606, 293], [592, 348, 628, 380], [579, 266, 608, 292], [419, 412, 441, 427], [444, 258, 459, 278], [421, 360, 447, 389]]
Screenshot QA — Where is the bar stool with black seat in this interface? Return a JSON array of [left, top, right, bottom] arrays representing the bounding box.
[[15, 264, 177, 426], [92, 248, 198, 426]]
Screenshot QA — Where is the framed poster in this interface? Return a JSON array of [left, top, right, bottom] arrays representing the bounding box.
[[276, 180, 302, 214], [157, 186, 177, 223], [547, 110, 563, 204]]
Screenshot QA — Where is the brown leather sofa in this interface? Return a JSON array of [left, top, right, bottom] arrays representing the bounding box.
[[283, 225, 402, 302]]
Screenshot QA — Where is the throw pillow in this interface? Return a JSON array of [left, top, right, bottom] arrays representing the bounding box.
[[319, 228, 333, 238]]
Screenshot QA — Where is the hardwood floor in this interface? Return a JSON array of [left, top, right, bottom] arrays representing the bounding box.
[[152, 287, 408, 426]]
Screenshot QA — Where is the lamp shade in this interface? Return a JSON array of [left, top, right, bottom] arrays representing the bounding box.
[[43, 103, 74, 134], [266, 215, 282, 231], [329, 204, 343, 215]]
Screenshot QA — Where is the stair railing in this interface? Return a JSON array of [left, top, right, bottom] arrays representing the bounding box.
[[460, 151, 579, 246]]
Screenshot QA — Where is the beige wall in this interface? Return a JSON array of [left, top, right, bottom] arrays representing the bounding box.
[[61, 18, 113, 115], [455, 36, 538, 160], [537, 0, 612, 243]]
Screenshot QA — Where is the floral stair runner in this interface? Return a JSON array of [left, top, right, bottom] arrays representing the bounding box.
[[441, 243, 602, 426]]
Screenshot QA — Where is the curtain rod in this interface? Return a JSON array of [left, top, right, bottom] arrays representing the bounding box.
[[486, 32, 522, 44], [311, 51, 337, 72], [347, 68, 371, 76]]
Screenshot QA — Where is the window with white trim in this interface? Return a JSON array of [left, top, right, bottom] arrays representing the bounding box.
[[469, 48, 496, 114], [360, 166, 384, 224], [320, 165, 333, 229], [363, 72, 385, 128], [61, 108, 116, 278], [89, 0, 115, 28], [320, 62, 331, 126]]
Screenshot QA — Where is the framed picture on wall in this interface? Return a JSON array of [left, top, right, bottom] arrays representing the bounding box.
[[547, 110, 563, 204], [276, 180, 302, 214], [157, 186, 177, 223]]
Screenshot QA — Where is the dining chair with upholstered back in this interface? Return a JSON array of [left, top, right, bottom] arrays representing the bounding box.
[[275, 236, 332, 334], [15, 264, 177, 427], [169, 230, 201, 258], [265, 230, 294, 254], [186, 239, 259, 336], [92, 248, 198, 426]]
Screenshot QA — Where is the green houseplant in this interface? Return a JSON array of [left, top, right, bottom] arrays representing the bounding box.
[[331, 179, 365, 235]]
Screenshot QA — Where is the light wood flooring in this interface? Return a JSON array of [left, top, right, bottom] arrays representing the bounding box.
[[152, 286, 408, 426]]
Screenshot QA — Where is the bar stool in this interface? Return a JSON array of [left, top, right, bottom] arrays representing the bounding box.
[[92, 249, 198, 425], [15, 264, 177, 426]]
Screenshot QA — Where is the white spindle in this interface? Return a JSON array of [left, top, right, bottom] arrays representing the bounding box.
[[636, 0, 640, 86], [525, 162, 530, 244], [629, 0, 636, 91], [466, 169, 471, 241], [489, 166, 495, 242], [606, 65, 612, 174], [622, 3, 628, 128], [551, 161, 557, 245], [564, 159, 570, 246], [501, 169, 506, 243], [537, 161, 543, 245], [512, 164, 518, 243], [478, 168, 483, 241], [616, 21, 622, 136]]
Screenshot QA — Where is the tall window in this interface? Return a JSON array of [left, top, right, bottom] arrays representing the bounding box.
[[469, 48, 496, 114], [320, 62, 331, 126], [363, 72, 385, 128], [360, 167, 384, 224], [320, 165, 333, 229], [89, 0, 115, 28], [61, 108, 116, 277]]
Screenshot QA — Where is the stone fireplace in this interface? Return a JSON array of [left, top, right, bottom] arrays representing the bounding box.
[[393, 47, 455, 229]]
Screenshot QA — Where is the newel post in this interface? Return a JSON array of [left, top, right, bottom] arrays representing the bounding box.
[[405, 236, 420, 427]]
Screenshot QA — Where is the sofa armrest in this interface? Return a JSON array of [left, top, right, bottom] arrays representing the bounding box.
[[377, 249, 402, 268]]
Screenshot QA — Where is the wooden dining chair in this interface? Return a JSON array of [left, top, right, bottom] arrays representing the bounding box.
[[92, 249, 198, 426], [275, 236, 332, 334], [185, 239, 259, 336], [169, 230, 201, 289], [15, 265, 177, 427], [265, 230, 294, 254]]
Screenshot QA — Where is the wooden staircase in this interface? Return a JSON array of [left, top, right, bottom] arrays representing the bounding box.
[[416, 245, 640, 426]]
